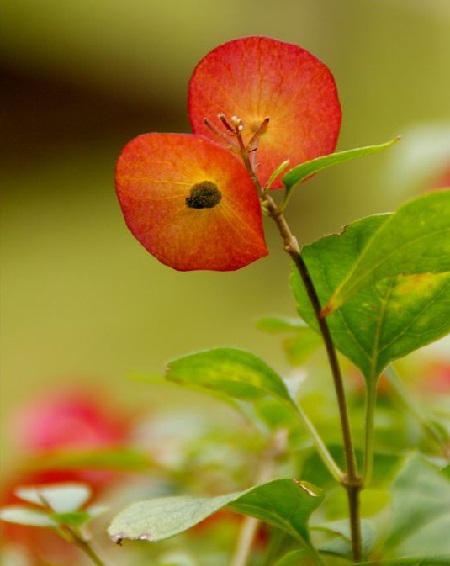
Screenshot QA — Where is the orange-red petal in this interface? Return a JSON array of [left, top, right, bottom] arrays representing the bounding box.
[[189, 36, 341, 188], [115, 133, 268, 271]]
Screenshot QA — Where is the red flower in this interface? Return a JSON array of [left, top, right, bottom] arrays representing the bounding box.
[[116, 133, 268, 271], [116, 37, 341, 271], [189, 36, 341, 188]]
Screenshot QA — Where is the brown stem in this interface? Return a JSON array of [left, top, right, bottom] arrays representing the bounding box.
[[230, 122, 363, 560], [264, 194, 362, 561]]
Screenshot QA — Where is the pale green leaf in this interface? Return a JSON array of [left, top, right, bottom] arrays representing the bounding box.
[[15, 484, 91, 512], [0, 506, 57, 527], [256, 316, 306, 334], [108, 479, 323, 547]]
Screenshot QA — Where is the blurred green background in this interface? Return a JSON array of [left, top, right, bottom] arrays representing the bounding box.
[[2, 0, 450, 463]]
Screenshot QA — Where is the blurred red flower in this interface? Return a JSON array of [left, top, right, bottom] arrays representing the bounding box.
[[1, 388, 132, 564], [14, 388, 130, 453]]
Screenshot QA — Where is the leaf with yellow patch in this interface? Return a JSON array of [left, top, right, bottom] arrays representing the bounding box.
[[292, 215, 450, 382], [325, 190, 450, 314]]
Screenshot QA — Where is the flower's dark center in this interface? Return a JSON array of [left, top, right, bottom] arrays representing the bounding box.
[[186, 181, 222, 209]]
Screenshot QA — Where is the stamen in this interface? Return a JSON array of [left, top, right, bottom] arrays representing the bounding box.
[[247, 117, 270, 152], [204, 118, 235, 146], [230, 116, 244, 131], [218, 113, 234, 133]]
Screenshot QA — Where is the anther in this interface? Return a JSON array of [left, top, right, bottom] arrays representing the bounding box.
[[186, 181, 222, 209]]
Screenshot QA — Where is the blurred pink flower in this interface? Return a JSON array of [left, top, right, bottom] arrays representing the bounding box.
[[1, 387, 134, 564], [13, 387, 131, 453]]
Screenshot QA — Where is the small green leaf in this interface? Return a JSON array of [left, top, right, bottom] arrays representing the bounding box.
[[50, 510, 91, 528], [292, 215, 450, 380], [325, 189, 450, 314], [282, 332, 323, 366], [383, 454, 450, 556], [0, 506, 57, 527], [108, 479, 323, 547], [257, 316, 322, 366], [282, 138, 399, 192], [256, 316, 306, 334], [166, 348, 291, 402], [15, 484, 91, 512]]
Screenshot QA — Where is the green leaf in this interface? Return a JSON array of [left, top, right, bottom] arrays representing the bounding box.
[[257, 316, 322, 366], [382, 454, 450, 557], [282, 331, 323, 366], [292, 215, 450, 380], [0, 506, 57, 527], [108, 479, 323, 548], [15, 484, 91, 512], [166, 348, 292, 403], [358, 557, 450, 565], [49, 507, 107, 528], [282, 138, 399, 194], [256, 316, 306, 334], [325, 189, 450, 314], [50, 510, 92, 528]]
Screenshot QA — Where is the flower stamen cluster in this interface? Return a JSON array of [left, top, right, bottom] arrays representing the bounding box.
[[204, 113, 271, 183]]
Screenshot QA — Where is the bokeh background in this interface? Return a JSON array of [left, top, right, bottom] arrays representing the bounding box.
[[2, 0, 450, 466]]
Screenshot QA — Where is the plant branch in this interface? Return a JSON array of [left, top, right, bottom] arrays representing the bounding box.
[[264, 194, 362, 561], [235, 128, 362, 561], [292, 401, 343, 483], [37, 494, 107, 566], [69, 529, 107, 566], [362, 382, 377, 486]]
